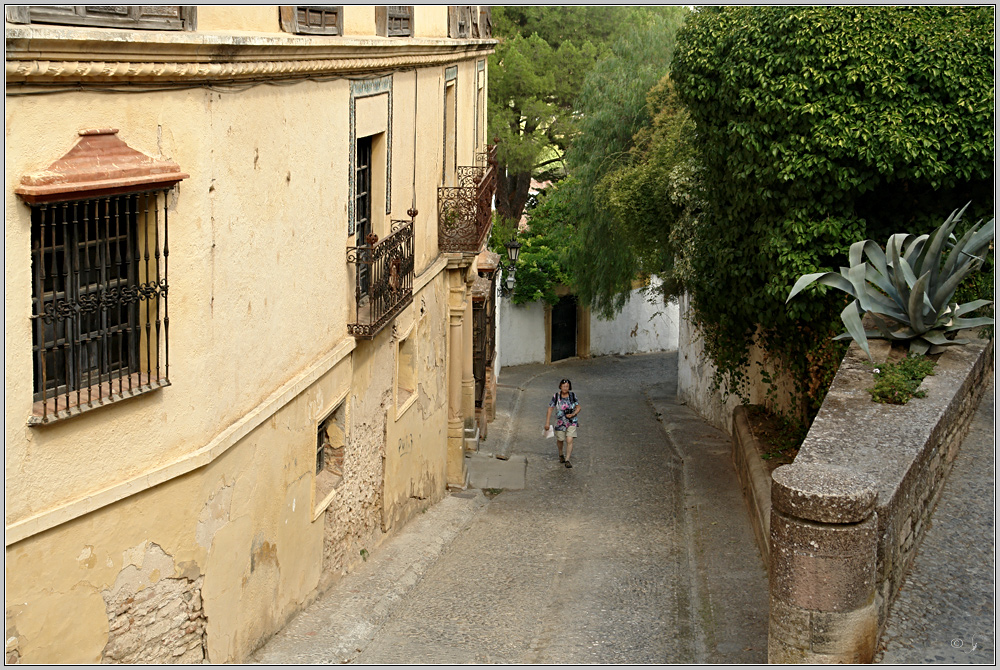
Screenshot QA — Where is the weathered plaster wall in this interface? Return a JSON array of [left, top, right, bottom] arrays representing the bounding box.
[[590, 283, 679, 357], [677, 293, 799, 434], [196, 6, 278, 32], [5, 30, 487, 665], [498, 299, 546, 367], [4, 352, 360, 663]]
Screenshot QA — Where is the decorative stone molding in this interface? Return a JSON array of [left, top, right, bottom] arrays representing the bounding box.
[[16, 128, 189, 202], [5, 27, 495, 84]]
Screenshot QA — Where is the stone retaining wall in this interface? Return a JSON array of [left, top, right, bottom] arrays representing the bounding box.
[[731, 406, 771, 567], [767, 333, 993, 663]]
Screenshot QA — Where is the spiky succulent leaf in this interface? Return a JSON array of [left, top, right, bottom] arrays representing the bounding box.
[[839, 301, 870, 359], [786, 271, 856, 303], [952, 299, 993, 317]]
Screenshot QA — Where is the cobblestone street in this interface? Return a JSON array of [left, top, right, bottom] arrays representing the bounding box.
[[253, 352, 769, 663]]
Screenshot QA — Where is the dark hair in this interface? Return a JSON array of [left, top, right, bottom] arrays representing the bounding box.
[[558, 378, 572, 390]]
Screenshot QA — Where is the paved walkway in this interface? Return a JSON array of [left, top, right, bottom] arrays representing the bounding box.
[[877, 381, 995, 664], [253, 352, 769, 664]]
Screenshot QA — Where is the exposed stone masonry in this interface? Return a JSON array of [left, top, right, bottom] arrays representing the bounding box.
[[102, 570, 207, 663]]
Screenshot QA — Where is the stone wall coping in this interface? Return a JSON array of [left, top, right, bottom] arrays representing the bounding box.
[[791, 331, 991, 513], [772, 463, 877, 523]]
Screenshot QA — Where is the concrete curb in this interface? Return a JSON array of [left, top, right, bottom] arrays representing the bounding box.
[[731, 406, 771, 570]]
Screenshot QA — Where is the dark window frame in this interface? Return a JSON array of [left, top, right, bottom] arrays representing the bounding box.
[[355, 135, 373, 295], [6, 6, 197, 31], [279, 6, 344, 36]]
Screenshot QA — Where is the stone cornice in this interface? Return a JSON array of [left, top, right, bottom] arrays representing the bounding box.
[[5, 26, 495, 83]]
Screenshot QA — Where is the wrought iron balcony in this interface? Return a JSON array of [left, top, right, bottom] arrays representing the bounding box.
[[347, 219, 414, 339], [438, 143, 498, 254]]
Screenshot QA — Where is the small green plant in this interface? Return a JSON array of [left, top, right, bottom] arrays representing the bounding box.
[[867, 355, 937, 404], [359, 548, 369, 562], [787, 204, 995, 359], [483, 488, 504, 499]]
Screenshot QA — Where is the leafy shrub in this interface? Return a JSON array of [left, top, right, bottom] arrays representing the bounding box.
[[490, 181, 578, 305], [868, 356, 937, 404], [667, 6, 994, 415]]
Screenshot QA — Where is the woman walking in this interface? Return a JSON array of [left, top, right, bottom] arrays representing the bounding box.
[[545, 378, 581, 468]]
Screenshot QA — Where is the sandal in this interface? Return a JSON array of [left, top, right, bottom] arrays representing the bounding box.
[[559, 454, 565, 463], [565, 461, 572, 468]]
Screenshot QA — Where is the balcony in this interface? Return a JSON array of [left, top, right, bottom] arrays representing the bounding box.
[[347, 219, 414, 340], [438, 143, 498, 254]]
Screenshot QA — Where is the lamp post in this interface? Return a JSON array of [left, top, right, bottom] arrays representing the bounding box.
[[503, 235, 522, 295]]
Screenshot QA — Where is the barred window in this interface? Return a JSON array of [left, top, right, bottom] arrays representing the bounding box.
[[29, 190, 170, 424], [279, 6, 343, 35], [377, 6, 413, 37]]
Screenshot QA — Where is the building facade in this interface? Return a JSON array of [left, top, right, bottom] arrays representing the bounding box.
[[4, 6, 496, 663]]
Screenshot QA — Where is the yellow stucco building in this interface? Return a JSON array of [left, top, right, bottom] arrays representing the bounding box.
[[4, 5, 497, 663]]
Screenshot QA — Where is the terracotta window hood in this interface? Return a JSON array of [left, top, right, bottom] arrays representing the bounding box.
[[16, 128, 189, 203]]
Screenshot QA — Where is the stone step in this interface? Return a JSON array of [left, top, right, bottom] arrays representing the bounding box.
[[465, 452, 527, 490]]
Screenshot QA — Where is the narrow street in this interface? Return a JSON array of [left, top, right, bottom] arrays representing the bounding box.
[[254, 352, 769, 664]]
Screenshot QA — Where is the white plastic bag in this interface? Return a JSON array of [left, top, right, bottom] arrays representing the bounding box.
[[544, 426, 554, 439]]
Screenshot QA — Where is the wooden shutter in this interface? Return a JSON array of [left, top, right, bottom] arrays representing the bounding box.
[[14, 6, 195, 30], [279, 6, 343, 35]]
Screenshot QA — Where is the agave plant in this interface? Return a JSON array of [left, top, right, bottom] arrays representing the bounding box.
[[787, 204, 994, 359]]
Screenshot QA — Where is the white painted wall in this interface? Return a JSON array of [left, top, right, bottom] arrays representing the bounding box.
[[677, 292, 741, 434], [590, 282, 679, 356], [677, 292, 802, 435], [498, 277, 680, 368], [498, 299, 546, 367]]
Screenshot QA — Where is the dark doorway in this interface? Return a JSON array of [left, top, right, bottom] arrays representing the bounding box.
[[551, 295, 577, 362]]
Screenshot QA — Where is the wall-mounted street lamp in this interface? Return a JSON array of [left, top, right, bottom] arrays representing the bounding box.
[[502, 235, 522, 295]]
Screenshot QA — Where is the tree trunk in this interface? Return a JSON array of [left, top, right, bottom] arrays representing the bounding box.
[[496, 168, 532, 224]]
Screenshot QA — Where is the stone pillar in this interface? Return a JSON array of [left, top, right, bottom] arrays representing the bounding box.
[[461, 282, 476, 437], [446, 267, 468, 487], [460, 262, 478, 439], [768, 463, 879, 664]]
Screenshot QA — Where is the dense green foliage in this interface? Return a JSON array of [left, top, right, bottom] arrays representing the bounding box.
[[488, 6, 688, 223], [641, 6, 994, 411], [563, 13, 689, 318], [868, 356, 937, 405], [489, 182, 578, 306]]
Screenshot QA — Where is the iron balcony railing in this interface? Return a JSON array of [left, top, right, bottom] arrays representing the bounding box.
[[472, 271, 497, 408], [438, 142, 498, 253], [347, 218, 414, 339]]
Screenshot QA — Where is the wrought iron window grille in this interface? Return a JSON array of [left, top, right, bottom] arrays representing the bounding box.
[[29, 189, 171, 424], [437, 142, 498, 254], [347, 217, 415, 339]]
